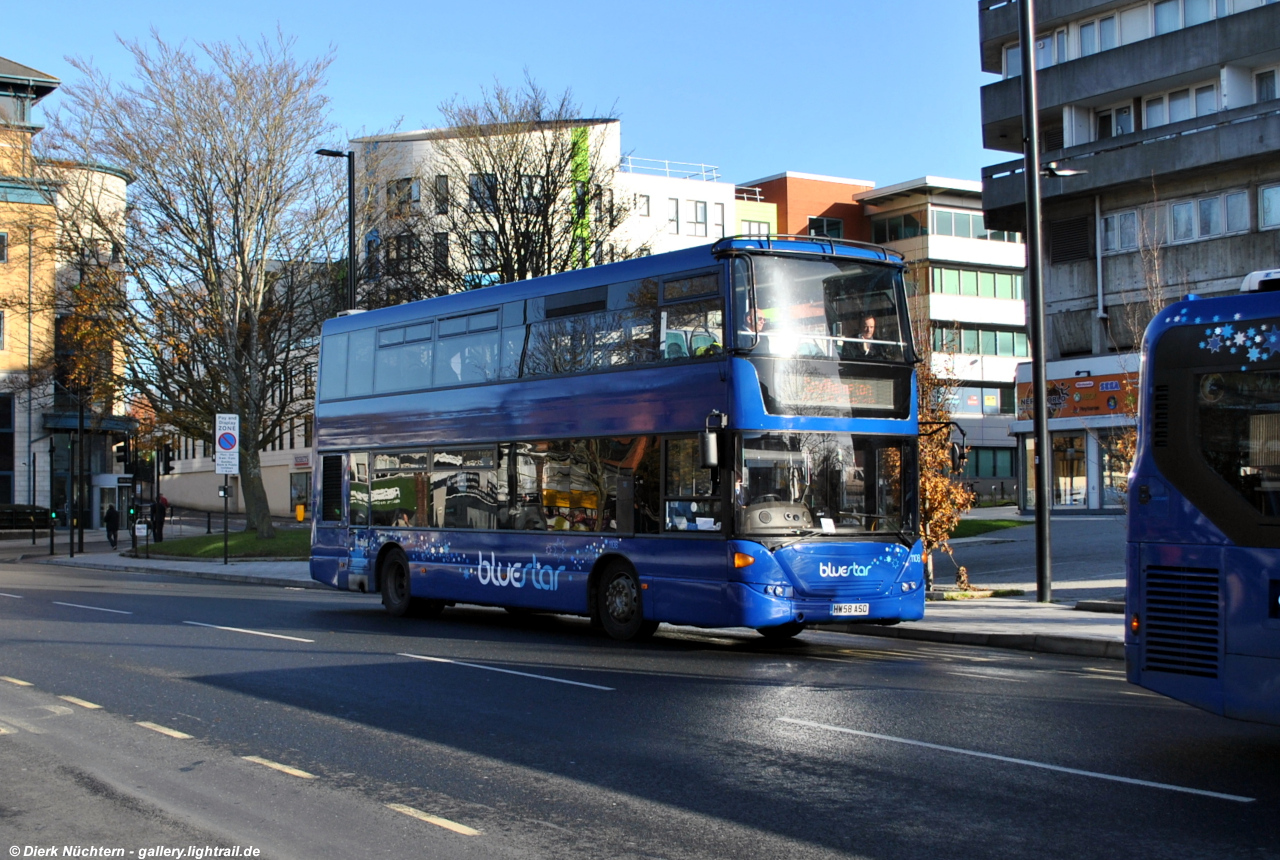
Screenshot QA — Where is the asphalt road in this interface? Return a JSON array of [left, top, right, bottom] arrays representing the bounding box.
[[1, 561, 1276, 860]]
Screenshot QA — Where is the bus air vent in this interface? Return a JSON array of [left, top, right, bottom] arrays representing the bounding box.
[[1151, 386, 1169, 448], [1142, 566, 1220, 679]]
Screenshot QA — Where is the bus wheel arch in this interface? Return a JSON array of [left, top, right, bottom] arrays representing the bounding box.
[[592, 556, 659, 642]]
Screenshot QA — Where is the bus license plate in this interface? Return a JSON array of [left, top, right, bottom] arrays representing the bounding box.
[[832, 603, 870, 616]]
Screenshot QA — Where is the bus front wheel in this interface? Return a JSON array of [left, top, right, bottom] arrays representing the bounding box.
[[757, 622, 806, 640], [597, 563, 658, 642]]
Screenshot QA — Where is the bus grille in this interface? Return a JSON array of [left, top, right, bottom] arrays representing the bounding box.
[[1151, 385, 1169, 448], [1143, 566, 1220, 678]]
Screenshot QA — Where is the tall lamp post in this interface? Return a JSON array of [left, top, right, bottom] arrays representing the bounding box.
[[1017, 0, 1054, 603], [316, 148, 356, 311]]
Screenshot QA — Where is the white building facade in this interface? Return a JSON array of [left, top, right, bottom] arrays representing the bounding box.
[[857, 177, 1028, 502]]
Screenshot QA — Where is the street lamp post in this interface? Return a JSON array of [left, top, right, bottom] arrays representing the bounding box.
[[316, 148, 357, 311], [1018, 0, 1053, 603]]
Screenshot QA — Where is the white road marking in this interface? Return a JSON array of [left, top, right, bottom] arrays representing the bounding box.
[[242, 755, 317, 779], [397, 653, 614, 691], [183, 621, 315, 643], [0, 592, 23, 599], [948, 670, 1027, 683], [386, 803, 481, 836], [136, 721, 193, 739], [58, 695, 102, 709], [778, 717, 1255, 803], [0, 676, 33, 686], [53, 601, 132, 615]]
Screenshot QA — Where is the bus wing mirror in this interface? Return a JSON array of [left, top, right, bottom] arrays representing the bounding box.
[[702, 410, 726, 470], [701, 430, 719, 470]]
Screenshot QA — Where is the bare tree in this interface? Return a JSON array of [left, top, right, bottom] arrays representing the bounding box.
[[32, 31, 344, 537], [354, 74, 633, 306]]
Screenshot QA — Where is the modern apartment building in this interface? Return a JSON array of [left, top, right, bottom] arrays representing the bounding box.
[[978, 0, 1280, 510]]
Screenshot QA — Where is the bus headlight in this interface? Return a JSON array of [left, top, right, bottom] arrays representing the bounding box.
[[762, 584, 791, 598], [901, 581, 918, 592]]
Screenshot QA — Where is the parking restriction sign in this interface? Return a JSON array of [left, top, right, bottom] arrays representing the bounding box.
[[215, 413, 240, 475]]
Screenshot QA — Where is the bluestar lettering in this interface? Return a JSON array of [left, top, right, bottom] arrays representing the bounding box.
[[819, 562, 872, 578], [476, 552, 563, 590]]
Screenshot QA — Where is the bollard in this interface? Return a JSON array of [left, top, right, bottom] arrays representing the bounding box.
[[296, 504, 305, 522], [207, 511, 212, 534]]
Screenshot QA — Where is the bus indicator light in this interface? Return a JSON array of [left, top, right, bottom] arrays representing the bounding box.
[[1130, 614, 1140, 636], [734, 553, 755, 568]]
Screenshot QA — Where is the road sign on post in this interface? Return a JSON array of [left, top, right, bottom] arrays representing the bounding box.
[[215, 414, 240, 475]]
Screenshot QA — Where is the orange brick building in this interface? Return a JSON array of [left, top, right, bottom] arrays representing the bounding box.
[[739, 172, 875, 241]]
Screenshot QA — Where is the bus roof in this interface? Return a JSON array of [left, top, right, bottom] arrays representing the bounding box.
[[321, 235, 904, 336]]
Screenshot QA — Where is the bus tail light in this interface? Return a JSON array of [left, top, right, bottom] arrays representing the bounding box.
[[1130, 613, 1140, 636], [734, 553, 755, 568]]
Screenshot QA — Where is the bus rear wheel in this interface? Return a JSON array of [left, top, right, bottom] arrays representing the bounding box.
[[597, 563, 658, 642], [757, 622, 806, 640]]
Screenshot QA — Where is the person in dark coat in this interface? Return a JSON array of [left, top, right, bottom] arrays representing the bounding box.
[[104, 504, 120, 549], [152, 496, 167, 543]]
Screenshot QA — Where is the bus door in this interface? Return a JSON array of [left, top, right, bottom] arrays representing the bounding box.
[[312, 452, 372, 592]]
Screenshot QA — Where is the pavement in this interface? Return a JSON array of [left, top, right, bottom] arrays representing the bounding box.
[[0, 511, 1127, 661]]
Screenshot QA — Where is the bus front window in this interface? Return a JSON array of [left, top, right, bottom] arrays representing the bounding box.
[[734, 254, 910, 362], [737, 432, 916, 539]]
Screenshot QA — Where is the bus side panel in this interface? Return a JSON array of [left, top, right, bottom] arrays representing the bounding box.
[[315, 362, 732, 453], [391, 530, 595, 613], [310, 526, 348, 590], [624, 538, 734, 626], [1222, 654, 1280, 726]]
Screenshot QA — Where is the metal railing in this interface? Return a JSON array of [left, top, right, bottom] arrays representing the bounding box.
[[619, 156, 721, 182], [735, 186, 764, 202]]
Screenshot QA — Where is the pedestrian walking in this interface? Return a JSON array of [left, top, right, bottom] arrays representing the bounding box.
[[152, 495, 167, 543], [104, 504, 120, 549]]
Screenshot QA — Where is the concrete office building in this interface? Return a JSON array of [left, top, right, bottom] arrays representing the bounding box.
[[978, 0, 1280, 511]]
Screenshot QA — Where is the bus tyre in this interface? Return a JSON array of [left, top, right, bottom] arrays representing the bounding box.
[[757, 622, 806, 640], [380, 548, 413, 617], [597, 563, 658, 641]]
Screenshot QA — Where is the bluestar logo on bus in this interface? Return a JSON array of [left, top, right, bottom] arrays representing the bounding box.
[[473, 552, 564, 590], [819, 562, 872, 578]]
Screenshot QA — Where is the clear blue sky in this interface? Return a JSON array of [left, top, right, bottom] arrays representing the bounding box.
[[8, 0, 997, 188]]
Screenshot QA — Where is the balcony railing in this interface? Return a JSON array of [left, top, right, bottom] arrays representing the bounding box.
[[983, 98, 1280, 185], [619, 156, 720, 182]]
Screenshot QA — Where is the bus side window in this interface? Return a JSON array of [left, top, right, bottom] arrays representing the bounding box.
[[348, 453, 369, 526]]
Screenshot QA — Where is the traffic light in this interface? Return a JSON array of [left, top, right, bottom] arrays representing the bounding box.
[[161, 443, 175, 475], [114, 439, 131, 468]]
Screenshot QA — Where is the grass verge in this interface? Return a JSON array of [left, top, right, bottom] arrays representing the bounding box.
[[133, 527, 311, 559], [950, 519, 1026, 540]]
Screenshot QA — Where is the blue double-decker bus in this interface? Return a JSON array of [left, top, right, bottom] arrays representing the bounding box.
[[310, 235, 925, 640], [1127, 269, 1280, 724]]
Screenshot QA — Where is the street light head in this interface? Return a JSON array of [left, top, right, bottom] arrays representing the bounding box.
[[1042, 161, 1087, 178], [315, 148, 345, 158]]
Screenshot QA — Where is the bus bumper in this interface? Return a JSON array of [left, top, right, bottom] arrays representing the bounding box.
[[735, 582, 925, 629]]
